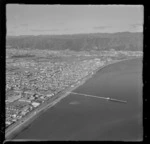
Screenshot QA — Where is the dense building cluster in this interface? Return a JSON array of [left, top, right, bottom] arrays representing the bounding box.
[[6, 58, 105, 128], [6, 48, 143, 130]]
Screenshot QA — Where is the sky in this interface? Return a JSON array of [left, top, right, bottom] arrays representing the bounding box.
[[7, 5, 143, 36]]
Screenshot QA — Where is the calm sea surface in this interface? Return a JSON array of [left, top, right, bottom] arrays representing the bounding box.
[[15, 58, 143, 141]]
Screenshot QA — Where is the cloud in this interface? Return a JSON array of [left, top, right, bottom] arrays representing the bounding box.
[[31, 29, 60, 32], [20, 23, 29, 27], [93, 26, 111, 29], [7, 31, 14, 34], [129, 23, 143, 32], [31, 28, 70, 32], [130, 23, 143, 28], [10, 24, 28, 29], [12, 26, 19, 29]]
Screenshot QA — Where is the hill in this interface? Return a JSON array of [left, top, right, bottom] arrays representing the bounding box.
[[6, 32, 143, 51]]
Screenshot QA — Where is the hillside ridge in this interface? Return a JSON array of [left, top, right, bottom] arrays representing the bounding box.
[[6, 32, 143, 51]]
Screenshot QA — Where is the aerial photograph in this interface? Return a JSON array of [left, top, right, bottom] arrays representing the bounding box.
[[6, 5, 143, 141]]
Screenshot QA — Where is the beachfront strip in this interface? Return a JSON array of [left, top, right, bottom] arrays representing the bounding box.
[[6, 58, 106, 129]]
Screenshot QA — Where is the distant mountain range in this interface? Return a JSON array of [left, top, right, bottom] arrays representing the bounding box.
[[6, 32, 143, 51]]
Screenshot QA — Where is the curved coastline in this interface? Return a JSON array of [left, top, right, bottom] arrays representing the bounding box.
[[5, 57, 142, 140]]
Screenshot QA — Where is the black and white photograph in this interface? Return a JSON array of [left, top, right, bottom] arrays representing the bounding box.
[[5, 4, 143, 141]]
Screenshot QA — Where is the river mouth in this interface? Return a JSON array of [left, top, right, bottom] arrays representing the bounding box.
[[13, 58, 143, 141]]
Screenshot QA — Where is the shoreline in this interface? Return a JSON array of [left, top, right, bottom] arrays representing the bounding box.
[[5, 73, 90, 140], [5, 56, 142, 140]]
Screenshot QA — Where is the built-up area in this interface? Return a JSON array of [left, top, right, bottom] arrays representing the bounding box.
[[6, 48, 143, 130], [6, 57, 105, 128]]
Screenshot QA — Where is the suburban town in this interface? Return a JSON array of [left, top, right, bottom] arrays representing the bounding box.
[[6, 48, 142, 134], [6, 50, 103, 128]]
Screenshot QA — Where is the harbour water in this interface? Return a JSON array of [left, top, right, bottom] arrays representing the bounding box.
[[14, 58, 143, 141]]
